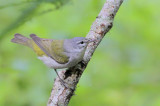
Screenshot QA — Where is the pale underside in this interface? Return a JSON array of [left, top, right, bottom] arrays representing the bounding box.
[[38, 51, 85, 69]]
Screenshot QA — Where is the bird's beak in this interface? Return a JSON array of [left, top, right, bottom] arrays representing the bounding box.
[[85, 38, 96, 43], [89, 39, 96, 43]]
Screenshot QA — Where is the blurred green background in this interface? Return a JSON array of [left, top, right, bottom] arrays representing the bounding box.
[[0, 0, 160, 106]]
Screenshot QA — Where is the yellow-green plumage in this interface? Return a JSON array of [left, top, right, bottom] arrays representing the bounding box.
[[30, 40, 46, 56], [51, 40, 69, 63], [11, 34, 69, 64]]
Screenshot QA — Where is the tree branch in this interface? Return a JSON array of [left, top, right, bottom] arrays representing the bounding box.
[[47, 0, 123, 105]]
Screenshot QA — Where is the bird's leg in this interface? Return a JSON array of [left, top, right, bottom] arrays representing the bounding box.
[[54, 69, 67, 88]]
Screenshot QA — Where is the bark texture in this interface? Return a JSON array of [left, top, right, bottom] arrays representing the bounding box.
[[47, 0, 123, 105]]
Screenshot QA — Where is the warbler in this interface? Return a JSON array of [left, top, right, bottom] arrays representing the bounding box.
[[11, 33, 94, 87]]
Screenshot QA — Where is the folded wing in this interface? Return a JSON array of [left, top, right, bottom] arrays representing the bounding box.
[[30, 34, 69, 64]]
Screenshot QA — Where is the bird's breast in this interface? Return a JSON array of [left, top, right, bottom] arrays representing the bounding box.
[[68, 51, 85, 64]]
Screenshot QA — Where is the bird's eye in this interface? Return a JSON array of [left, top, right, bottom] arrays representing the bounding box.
[[80, 41, 84, 44]]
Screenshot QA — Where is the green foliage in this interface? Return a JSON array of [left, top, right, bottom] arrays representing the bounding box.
[[0, 0, 70, 40], [1, 0, 160, 106]]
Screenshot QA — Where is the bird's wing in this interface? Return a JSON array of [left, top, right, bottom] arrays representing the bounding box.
[[50, 40, 69, 64], [30, 34, 69, 64]]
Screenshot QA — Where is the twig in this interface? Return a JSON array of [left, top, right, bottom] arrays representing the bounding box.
[[47, 0, 124, 106]]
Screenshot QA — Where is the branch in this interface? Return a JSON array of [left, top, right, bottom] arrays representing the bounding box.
[[47, 0, 123, 105]]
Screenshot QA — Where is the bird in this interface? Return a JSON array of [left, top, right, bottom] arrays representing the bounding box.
[[11, 33, 94, 87]]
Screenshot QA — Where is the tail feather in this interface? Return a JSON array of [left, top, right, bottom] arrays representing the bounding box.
[[11, 33, 31, 47]]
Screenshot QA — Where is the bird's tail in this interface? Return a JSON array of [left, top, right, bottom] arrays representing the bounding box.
[[11, 33, 31, 47]]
